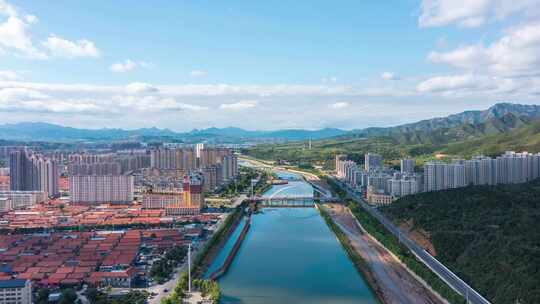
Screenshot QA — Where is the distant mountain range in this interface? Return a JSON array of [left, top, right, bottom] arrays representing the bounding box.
[[439, 115, 540, 157], [343, 102, 540, 145], [0, 103, 538, 144], [0, 122, 347, 143]]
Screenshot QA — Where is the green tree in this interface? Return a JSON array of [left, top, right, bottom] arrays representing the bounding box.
[[36, 288, 50, 304], [59, 288, 77, 304]]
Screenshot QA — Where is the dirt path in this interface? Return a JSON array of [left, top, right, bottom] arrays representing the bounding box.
[[324, 203, 445, 304]]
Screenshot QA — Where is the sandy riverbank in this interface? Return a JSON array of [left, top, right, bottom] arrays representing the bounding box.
[[322, 203, 446, 304]]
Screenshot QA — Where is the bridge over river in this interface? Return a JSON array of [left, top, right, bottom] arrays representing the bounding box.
[[205, 170, 377, 304], [252, 178, 338, 207]]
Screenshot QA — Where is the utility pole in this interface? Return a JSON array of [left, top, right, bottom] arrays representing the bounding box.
[[188, 243, 191, 293], [251, 179, 257, 200]]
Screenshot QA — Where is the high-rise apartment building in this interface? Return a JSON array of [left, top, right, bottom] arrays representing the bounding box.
[[150, 147, 237, 191], [117, 154, 151, 173], [424, 161, 466, 192], [335, 154, 347, 177], [68, 162, 122, 176], [221, 154, 238, 181], [150, 148, 196, 170], [0, 279, 32, 304], [9, 150, 59, 197], [195, 143, 205, 159], [387, 174, 422, 197], [365, 153, 382, 171], [368, 173, 392, 193], [69, 175, 134, 204], [400, 159, 415, 173], [182, 174, 204, 208]]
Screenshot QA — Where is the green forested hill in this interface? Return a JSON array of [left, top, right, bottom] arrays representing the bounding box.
[[439, 118, 540, 157], [382, 181, 540, 304], [245, 114, 540, 168]]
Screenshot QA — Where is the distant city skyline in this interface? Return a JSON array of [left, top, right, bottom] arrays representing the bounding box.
[[1, 0, 540, 131]]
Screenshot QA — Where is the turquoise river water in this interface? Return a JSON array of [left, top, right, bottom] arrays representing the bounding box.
[[206, 172, 377, 304]]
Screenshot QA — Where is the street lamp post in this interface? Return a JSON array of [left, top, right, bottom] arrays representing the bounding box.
[[188, 243, 191, 293]]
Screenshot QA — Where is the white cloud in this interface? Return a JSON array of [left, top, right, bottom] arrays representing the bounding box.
[[428, 22, 540, 77], [0, 70, 21, 81], [0, 87, 103, 113], [381, 72, 400, 81], [0, 79, 538, 130], [416, 73, 526, 96], [0, 15, 47, 59], [417, 74, 487, 92], [110, 59, 136, 73], [110, 59, 154, 73], [329, 102, 350, 109], [42, 35, 100, 58], [125, 82, 158, 95], [220, 100, 258, 110], [0, 0, 17, 17], [24, 14, 37, 24], [190, 70, 207, 77], [0, 1, 99, 59], [418, 0, 540, 28], [0, 87, 48, 102], [116, 95, 207, 112], [321, 76, 338, 84], [0, 81, 409, 98]]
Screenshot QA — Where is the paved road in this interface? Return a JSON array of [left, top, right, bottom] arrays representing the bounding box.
[[325, 204, 444, 304], [147, 256, 191, 304], [76, 287, 90, 304], [333, 178, 491, 304], [231, 194, 247, 208], [147, 212, 231, 303]]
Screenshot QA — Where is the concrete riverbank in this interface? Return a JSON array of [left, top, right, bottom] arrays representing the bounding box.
[[208, 215, 251, 280]]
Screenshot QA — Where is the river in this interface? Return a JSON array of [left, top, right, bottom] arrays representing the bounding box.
[[207, 171, 377, 304]]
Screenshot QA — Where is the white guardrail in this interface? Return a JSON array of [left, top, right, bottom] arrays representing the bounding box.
[[335, 178, 491, 304]]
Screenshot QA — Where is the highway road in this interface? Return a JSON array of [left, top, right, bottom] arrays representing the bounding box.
[[333, 178, 491, 304]]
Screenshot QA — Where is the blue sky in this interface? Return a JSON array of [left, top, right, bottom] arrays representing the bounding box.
[[0, 0, 539, 131]]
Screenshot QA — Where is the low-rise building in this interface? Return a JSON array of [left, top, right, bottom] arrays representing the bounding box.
[[0, 191, 46, 210], [87, 268, 137, 288], [366, 185, 393, 206]]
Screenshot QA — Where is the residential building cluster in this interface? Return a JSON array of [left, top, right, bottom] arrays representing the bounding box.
[[336, 154, 422, 205], [141, 173, 206, 216], [63, 152, 150, 175], [2, 144, 238, 215], [65, 152, 146, 205], [0, 227, 207, 290], [424, 151, 540, 191], [0, 143, 240, 303], [9, 150, 59, 198], [149, 145, 238, 191], [336, 151, 540, 205], [0, 201, 220, 230]]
